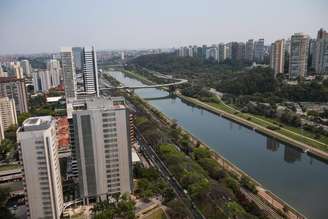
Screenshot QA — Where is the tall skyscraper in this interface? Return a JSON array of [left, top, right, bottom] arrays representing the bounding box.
[[17, 116, 64, 219], [236, 42, 246, 61], [270, 39, 285, 76], [314, 28, 328, 75], [230, 42, 239, 62], [61, 47, 77, 100], [21, 60, 32, 77], [0, 77, 28, 114], [9, 62, 24, 79], [289, 33, 310, 79], [254, 39, 265, 63], [70, 97, 132, 202], [82, 46, 99, 96], [0, 97, 17, 130], [245, 39, 254, 62]]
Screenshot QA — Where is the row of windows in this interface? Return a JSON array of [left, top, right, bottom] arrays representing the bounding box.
[[103, 118, 116, 123], [107, 177, 120, 183], [108, 182, 120, 188], [105, 148, 118, 154], [104, 138, 117, 144], [109, 188, 120, 193], [107, 173, 120, 178], [104, 133, 117, 138], [106, 163, 119, 169], [103, 123, 116, 128], [106, 158, 119, 163], [103, 128, 117, 133], [102, 112, 115, 117], [105, 153, 119, 159], [106, 168, 119, 173], [104, 143, 117, 149]]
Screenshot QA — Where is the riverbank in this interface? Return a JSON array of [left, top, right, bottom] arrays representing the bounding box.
[[177, 94, 328, 161]]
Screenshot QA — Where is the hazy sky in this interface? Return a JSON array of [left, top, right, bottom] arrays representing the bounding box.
[[1, 0, 327, 55]]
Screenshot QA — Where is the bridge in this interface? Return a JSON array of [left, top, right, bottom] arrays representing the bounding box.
[[100, 70, 188, 91]]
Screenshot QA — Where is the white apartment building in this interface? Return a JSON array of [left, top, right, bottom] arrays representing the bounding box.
[[21, 60, 32, 77], [82, 46, 99, 96], [270, 39, 285, 76], [17, 116, 63, 219], [33, 70, 52, 92], [0, 97, 17, 130], [70, 97, 132, 202], [47, 59, 62, 87]]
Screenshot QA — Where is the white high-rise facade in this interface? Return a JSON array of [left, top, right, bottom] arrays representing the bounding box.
[[33, 70, 52, 92], [82, 46, 99, 96], [289, 33, 309, 79], [17, 116, 63, 219], [47, 59, 62, 87], [0, 97, 17, 130], [314, 28, 328, 75], [61, 47, 77, 100], [71, 97, 132, 201], [21, 60, 32, 77]]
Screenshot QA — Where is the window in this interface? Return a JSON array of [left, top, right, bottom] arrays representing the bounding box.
[[102, 112, 115, 117]]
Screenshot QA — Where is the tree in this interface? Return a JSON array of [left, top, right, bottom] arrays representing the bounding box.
[[223, 201, 248, 218], [17, 112, 31, 125], [167, 200, 190, 219], [0, 139, 15, 160], [192, 147, 211, 160], [0, 187, 15, 219]]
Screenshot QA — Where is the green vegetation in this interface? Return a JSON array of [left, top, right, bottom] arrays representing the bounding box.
[[92, 193, 135, 219], [0, 139, 16, 161], [143, 207, 167, 219], [0, 187, 15, 219], [134, 163, 175, 203], [0, 163, 20, 171]]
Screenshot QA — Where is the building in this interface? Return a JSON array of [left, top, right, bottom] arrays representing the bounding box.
[[314, 28, 328, 75], [0, 77, 28, 114], [33, 70, 52, 92], [82, 46, 99, 96], [21, 60, 32, 77], [245, 39, 254, 62], [254, 39, 265, 63], [47, 59, 62, 87], [206, 47, 218, 61], [0, 97, 17, 130], [9, 62, 24, 79], [218, 43, 226, 63], [61, 47, 77, 100], [270, 39, 285, 76], [236, 42, 246, 61], [17, 116, 64, 219], [289, 33, 310, 79], [70, 97, 132, 201]]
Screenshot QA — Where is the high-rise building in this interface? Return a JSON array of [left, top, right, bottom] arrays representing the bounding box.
[[245, 39, 254, 62], [9, 62, 24, 79], [47, 59, 62, 87], [61, 47, 77, 100], [314, 28, 328, 75], [17, 116, 64, 219], [254, 39, 265, 63], [32, 70, 51, 92], [308, 39, 316, 70], [218, 43, 226, 63], [236, 42, 246, 61], [289, 33, 310, 79], [0, 77, 28, 114], [270, 39, 285, 76], [202, 45, 207, 58], [0, 97, 17, 130], [82, 46, 99, 96], [230, 42, 239, 62], [21, 60, 32, 77], [70, 97, 132, 201]]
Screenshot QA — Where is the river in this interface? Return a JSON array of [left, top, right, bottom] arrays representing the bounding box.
[[108, 70, 328, 219]]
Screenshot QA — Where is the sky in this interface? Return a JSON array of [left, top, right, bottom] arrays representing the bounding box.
[[0, 0, 327, 55]]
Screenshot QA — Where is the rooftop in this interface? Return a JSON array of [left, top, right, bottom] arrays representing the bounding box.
[[21, 116, 53, 131]]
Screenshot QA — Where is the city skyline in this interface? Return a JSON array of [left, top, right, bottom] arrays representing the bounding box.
[[0, 0, 327, 55]]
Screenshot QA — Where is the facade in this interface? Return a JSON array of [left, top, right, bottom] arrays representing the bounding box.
[[254, 39, 265, 63], [245, 39, 254, 62], [61, 47, 77, 100], [314, 28, 328, 74], [289, 33, 310, 79], [33, 70, 52, 92], [218, 43, 226, 63], [0, 77, 28, 114], [236, 42, 246, 61], [9, 62, 24, 79], [17, 116, 63, 219], [21, 60, 32, 77], [47, 59, 62, 87], [0, 97, 17, 130], [82, 46, 99, 96], [70, 97, 132, 201], [270, 39, 285, 76]]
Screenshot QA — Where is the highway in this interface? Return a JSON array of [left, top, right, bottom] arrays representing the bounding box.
[[135, 128, 205, 219]]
